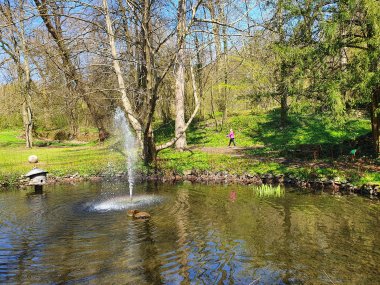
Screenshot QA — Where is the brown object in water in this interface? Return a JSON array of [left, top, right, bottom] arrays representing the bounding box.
[[127, 209, 139, 217], [133, 211, 151, 219]]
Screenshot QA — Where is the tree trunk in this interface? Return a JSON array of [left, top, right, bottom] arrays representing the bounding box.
[[21, 70, 33, 148], [66, 98, 79, 139], [370, 87, 380, 156], [194, 34, 204, 119], [207, 1, 223, 130], [279, 61, 288, 127], [103, 0, 143, 145], [277, 1, 288, 128], [143, 126, 156, 166], [175, 0, 187, 150], [368, 20, 380, 157], [220, 4, 228, 128], [20, 26, 33, 148], [280, 90, 288, 128], [34, 0, 109, 141], [1, 0, 34, 148]]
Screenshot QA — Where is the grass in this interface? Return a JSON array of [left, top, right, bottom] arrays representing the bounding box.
[[252, 184, 284, 197], [155, 110, 370, 150], [1, 109, 378, 186], [155, 110, 378, 185], [0, 130, 130, 185]]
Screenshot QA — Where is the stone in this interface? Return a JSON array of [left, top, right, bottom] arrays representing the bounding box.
[[133, 211, 151, 219], [275, 175, 284, 183], [28, 155, 38, 163], [175, 175, 182, 181]]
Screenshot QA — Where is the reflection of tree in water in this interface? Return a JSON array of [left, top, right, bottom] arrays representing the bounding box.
[[13, 194, 48, 283], [139, 221, 163, 284], [173, 188, 191, 282], [159, 185, 257, 284], [117, 182, 163, 284], [2, 183, 380, 284], [263, 194, 380, 284]]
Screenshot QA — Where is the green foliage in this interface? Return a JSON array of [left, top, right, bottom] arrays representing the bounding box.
[[359, 172, 380, 185], [252, 184, 284, 197], [0, 115, 23, 129]]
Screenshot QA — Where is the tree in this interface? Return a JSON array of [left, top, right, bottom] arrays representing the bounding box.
[[102, 0, 200, 165], [175, 0, 187, 150], [0, 0, 33, 147], [33, 0, 110, 141], [335, 0, 380, 155]]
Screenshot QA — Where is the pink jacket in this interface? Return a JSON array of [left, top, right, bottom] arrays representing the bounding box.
[[228, 131, 235, 139]]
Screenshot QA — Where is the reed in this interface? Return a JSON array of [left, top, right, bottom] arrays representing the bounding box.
[[253, 184, 284, 197]]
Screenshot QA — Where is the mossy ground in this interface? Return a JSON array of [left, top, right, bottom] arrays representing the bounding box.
[[1, 110, 378, 186]]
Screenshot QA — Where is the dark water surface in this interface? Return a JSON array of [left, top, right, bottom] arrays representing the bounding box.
[[1, 182, 379, 284]]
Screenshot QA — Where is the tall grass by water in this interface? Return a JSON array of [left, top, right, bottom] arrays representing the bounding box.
[[252, 184, 284, 197]]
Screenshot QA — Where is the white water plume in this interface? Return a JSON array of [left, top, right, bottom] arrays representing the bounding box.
[[114, 107, 138, 199], [91, 195, 164, 212]]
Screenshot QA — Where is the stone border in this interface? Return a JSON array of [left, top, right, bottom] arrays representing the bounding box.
[[145, 171, 379, 198], [3, 170, 379, 198]]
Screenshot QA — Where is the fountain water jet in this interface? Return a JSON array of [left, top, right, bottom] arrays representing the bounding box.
[[89, 108, 163, 213], [114, 107, 138, 200]]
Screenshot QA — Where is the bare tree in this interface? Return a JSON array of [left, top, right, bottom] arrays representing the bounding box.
[[102, 0, 201, 164], [33, 0, 110, 141], [0, 0, 33, 147], [174, 0, 187, 150]]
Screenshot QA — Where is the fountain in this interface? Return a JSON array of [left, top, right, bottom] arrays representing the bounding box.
[[114, 107, 138, 200], [90, 108, 161, 214]]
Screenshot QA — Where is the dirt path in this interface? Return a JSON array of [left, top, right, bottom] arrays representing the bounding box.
[[193, 146, 262, 157]]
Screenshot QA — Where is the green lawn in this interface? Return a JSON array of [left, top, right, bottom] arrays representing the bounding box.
[[155, 111, 377, 185], [154, 110, 370, 149], [0, 130, 127, 184], [1, 110, 378, 186]]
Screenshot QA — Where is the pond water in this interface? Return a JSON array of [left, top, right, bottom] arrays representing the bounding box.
[[1, 182, 379, 284]]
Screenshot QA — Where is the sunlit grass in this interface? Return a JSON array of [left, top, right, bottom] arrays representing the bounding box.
[[154, 111, 371, 150], [252, 184, 284, 197], [0, 110, 378, 186], [0, 140, 128, 184]]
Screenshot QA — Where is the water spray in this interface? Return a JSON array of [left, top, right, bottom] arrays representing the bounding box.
[[114, 107, 138, 200]]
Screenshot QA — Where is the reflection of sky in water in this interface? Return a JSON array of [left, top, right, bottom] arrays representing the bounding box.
[[0, 182, 379, 284]]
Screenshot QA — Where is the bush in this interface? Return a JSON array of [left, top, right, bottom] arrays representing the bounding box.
[[54, 130, 70, 141]]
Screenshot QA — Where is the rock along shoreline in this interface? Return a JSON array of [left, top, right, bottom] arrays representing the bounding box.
[[4, 169, 379, 198]]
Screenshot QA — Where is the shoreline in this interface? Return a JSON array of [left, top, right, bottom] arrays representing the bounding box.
[[4, 170, 379, 198]]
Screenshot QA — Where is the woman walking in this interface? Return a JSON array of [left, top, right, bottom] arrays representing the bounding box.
[[227, 129, 236, 147]]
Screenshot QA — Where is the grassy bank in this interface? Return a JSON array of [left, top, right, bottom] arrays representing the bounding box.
[[155, 111, 378, 185], [1, 110, 379, 187], [0, 130, 129, 185]]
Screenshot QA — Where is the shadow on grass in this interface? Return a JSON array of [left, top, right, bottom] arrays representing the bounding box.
[[153, 119, 207, 146], [254, 110, 338, 148], [249, 109, 371, 159]]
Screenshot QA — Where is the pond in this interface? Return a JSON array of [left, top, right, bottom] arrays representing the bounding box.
[[0, 182, 379, 284]]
